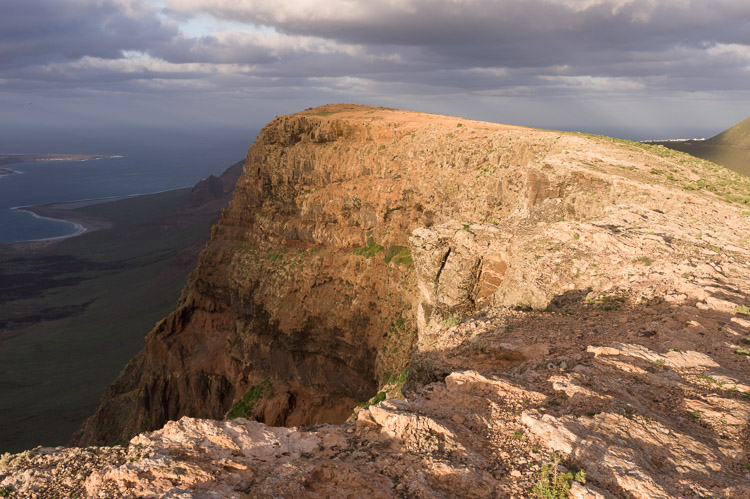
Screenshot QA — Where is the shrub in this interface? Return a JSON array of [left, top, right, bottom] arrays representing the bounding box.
[[532, 453, 586, 499], [632, 256, 653, 266], [439, 316, 461, 328], [353, 231, 384, 258], [383, 245, 411, 265]]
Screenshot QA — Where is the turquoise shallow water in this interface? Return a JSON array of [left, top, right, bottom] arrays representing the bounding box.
[[0, 139, 251, 243]]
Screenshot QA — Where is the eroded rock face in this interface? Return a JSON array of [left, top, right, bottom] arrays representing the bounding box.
[[12, 103, 747, 496], [74, 104, 632, 445]]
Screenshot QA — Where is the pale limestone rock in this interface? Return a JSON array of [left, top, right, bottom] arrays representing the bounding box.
[[522, 410, 750, 498], [85, 418, 319, 498], [569, 481, 611, 499]]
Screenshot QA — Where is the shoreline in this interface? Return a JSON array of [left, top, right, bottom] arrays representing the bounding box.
[[10, 206, 89, 242], [0, 168, 22, 177], [2, 186, 193, 248]]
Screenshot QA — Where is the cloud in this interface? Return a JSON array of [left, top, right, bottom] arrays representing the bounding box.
[[2, 0, 750, 137], [151, 0, 750, 95], [0, 0, 177, 69]]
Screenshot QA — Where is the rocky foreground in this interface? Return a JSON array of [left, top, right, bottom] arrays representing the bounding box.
[[3, 105, 750, 497]]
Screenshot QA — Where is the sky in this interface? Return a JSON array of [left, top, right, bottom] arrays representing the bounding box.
[[2, 0, 750, 149]]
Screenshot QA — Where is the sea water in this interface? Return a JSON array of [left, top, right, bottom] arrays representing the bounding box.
[[0, 138, 251, 243]]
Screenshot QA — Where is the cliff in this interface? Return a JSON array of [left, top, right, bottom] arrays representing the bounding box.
[[4, 104, 750, 497], [75, 104, 629, 445]]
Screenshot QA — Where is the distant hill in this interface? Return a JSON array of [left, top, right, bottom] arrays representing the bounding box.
[[656, 117, 750, 176], [707, 117, 750, 149]]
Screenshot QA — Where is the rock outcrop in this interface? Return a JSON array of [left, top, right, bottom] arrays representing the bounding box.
[[4, 104, 750, 497], [76, 103, 616, 445]]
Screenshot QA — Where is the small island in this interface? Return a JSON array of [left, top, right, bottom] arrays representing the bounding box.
[[0, 154, 117, 166]]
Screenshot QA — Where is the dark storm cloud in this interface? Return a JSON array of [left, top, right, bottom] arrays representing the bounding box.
[[165, 1, 750, 58], [0, 0, 177, 68], [2, 0, 750, 138], [158, 0, 750, 94], [4, 0, 750, 95]]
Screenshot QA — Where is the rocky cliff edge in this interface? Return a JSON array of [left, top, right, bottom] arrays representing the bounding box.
[[3, 104, 750, 497]]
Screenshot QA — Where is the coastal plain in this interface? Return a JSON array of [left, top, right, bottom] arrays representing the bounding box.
[[0, 162, 241, 452]]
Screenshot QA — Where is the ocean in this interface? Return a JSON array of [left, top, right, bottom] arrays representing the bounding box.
[[0, 138, 251, 243]]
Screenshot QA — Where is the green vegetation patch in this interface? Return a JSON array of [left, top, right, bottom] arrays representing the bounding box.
[[440, 315, 461, 328], [357, 391, 387, 410], [383, 367, 409, 385], [696, 374, 724, 386], [383, 245, 412, 265], [531, 453, 586, 499], [353, 231, 384, 258], [734, 347, 750, 356], [734, 305, 749, 315], [303, 108, 341, 116], [585, 291, 628, 311], [226, 377, 273, 420]]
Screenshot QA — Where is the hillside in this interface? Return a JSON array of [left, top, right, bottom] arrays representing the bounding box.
[[658, 117, 750, 176], [3, 104, 750, 497], [708, 117, 750, 149]]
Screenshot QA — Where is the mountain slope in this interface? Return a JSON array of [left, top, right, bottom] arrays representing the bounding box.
[[658, 117, 750, 176], [708, 117, 750, 149], [15, 104, 748, 497]]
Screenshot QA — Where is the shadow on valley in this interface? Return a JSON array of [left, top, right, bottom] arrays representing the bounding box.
[[0, 255, 128, 300], [0, 161, 242, 453]]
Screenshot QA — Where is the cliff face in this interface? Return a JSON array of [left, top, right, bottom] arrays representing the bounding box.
[[4, 105, 750, 496], [74, 104, 619, 444]]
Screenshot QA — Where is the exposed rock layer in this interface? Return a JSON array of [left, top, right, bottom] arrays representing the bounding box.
[[76, 103, 627, 445], [11, 104, 746, 497]]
